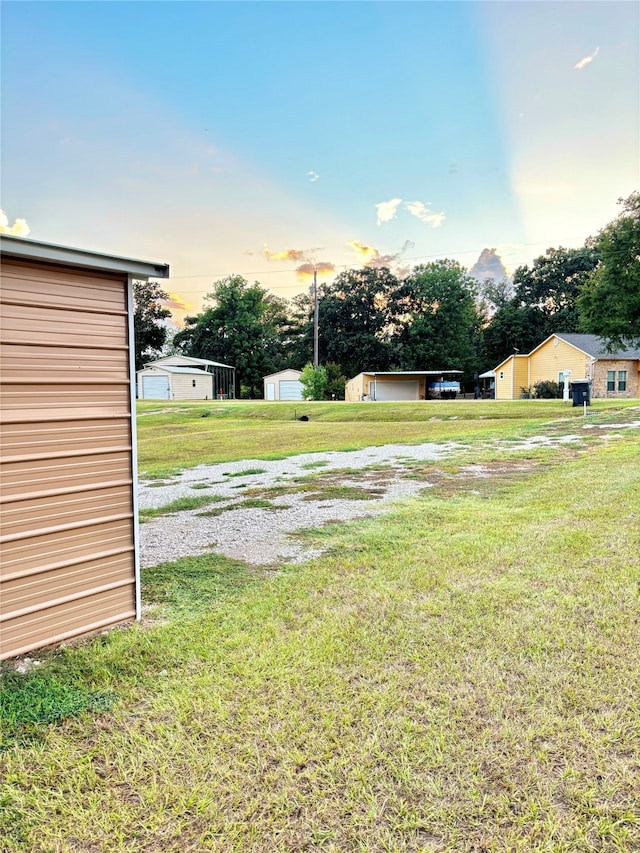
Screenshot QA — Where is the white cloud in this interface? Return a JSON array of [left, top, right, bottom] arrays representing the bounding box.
[[307, 170, 319, 182], [404, 201, 446, 228], [574, 47, 600, 70], [375, 198, 403, 225], [469, 248, 512, 283], [0, 209, 30, 237]]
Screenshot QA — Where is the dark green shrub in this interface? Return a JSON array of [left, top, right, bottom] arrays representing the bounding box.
[[533, 380, 561, 399]]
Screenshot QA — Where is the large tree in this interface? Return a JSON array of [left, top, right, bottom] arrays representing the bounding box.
[[578, 192, 640, 348], [481, 303, 547, 371], [513, 245, 599, 333], [133, 279, 171, 371], [281, 292, 315, 369], [318, 267, 403, 378], [173, 275, 288, 397], [397, 259, 481, 378], [481, 245, 600, 369]]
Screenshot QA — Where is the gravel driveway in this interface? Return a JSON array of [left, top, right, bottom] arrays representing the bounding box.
[[138, 432, 589, 568]]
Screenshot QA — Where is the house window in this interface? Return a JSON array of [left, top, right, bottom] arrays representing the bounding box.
[[618, 370, 627, 392], [607, 370, 615, 392], [499, 371, 504, 380]]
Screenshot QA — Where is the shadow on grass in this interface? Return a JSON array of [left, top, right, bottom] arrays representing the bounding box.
[[141, 552, 257, 616]]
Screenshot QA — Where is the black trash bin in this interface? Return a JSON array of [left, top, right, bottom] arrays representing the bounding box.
[[570, 379, 591, 407]]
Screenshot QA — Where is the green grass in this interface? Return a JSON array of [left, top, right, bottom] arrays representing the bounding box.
[[136, 399, 638, 477], [138, 494, 225, 519], [196, 498, 289, 517], [222, 467, 267, 477], [1, 407, 639, 851], [0, 674, 118, 749]]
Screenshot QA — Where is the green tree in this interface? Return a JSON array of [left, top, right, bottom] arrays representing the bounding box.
[[300, 363, 327, 400], [173, 275, 287, 397], [281, 292, 314, 368], [481, 245, 600, 369], [318, 267, 403, 378], [513, 245, 599, 333], [481, 303, 547, 371], [323, 362, 347, 400], [397, 260, 481, 379], [133, 279, 171, 371], [578, 192, 640, 348]]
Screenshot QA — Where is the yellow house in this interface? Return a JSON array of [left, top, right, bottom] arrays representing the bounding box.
[[494, 333, 640, 400]]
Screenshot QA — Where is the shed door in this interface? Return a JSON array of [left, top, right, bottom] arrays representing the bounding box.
[[142, 375, 170, 399], [279, 380, 303, 401], [374, 380, 419, 401], [266, 382, 276, 401]]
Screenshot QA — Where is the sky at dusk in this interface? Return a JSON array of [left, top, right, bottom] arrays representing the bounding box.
[[2, 1, 638, 324]]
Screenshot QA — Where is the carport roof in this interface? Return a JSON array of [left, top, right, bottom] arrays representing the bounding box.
[[140, 366, 211, 375], [363, 370, 463, 376]]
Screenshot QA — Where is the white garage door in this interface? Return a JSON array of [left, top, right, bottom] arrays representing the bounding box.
[[372, 380, 419, 401], [279, 380, 303, 401], [142, 375, 170, 399]]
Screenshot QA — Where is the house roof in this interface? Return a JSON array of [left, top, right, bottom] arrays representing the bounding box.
[[263, 369, 303, 380], [493, 353, 528, 371], [0, 234, 170, 278], [551, 333, 640, 360], [494, 333, 640, 372]]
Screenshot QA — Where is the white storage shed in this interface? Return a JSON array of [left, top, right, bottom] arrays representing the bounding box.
[[263, 369, 304, 401], [137, 355, 235, 400]]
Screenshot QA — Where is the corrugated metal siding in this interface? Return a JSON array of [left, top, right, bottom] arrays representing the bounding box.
[[1, 259, 137, 659], [345, 374, 365, 402], [170, 373, 214, 400]]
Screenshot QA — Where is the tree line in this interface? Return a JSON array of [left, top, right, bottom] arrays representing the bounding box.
[[135, 192, 640, 398]]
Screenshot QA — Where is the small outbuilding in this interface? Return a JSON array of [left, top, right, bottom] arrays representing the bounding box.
[[0, 235, 169, 660], [137, 356, 235, 400], [345, 370, 463, 402], [263, 369, 304, 401]]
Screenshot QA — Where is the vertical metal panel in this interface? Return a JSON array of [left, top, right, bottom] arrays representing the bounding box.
[[0, 259, 138, 659]]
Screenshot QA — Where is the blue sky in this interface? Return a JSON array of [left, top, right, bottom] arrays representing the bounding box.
[[2, 1, 638, 322]]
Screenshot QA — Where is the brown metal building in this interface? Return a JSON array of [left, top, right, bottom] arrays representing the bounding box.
[[1, 236, 169, 660]]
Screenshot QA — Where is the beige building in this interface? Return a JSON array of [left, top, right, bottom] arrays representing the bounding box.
[[137, 355, 235, 400], [263, 369, 303, 401], [494, 333, 640, 400], [1, 235, 169, 660], [345, 371, 463, 402]]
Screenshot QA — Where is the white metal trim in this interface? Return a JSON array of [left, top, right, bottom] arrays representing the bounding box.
[[1, 234, 169, 278], [127, 275, 142, 622]]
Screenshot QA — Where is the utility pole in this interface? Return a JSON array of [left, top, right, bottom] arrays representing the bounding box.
[[312, 266, 319, 368]]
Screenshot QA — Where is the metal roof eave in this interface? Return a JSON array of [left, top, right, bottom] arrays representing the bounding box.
[[0, 234, 170, 279], [367, 370, 463, 376]]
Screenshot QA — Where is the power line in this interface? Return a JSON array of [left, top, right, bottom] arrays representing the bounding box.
[[162, 236, 589, 292]]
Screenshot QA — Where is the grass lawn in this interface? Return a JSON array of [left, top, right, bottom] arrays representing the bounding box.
[[136, 398, 638, 478], [1, 402, 639, 851]]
